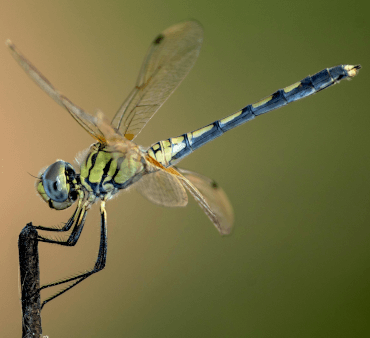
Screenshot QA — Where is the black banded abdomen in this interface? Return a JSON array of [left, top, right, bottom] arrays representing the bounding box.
[[148, 65, 360, 167]]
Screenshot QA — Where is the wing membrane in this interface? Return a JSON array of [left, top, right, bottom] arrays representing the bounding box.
[[112, 20, 203, 140], [135, 169, 188, 207], [177, 168, 234, 235], [6, 40, 105, 143], [137, 155, 233, 234]]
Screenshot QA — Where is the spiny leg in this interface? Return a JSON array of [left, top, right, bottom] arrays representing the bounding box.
[[36, 198, 89, 246], [39, 200, 108, 309], [35, 190, 85, 234], [35, 206, 79, 232]]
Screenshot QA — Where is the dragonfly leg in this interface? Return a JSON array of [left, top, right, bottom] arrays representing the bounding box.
[[39, 200, 107, 309], [36, 199, 89, 246], [35, 206, 78, 232]]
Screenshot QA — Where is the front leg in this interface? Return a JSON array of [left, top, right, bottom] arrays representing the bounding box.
[[35, 195, 90, 246], [38, 200, 108, 309]]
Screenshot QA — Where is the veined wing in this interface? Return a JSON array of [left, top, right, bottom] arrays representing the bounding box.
[[138, 155, 233, 235], [136, 155, 188, 207], [135, 168, 188, 207], [6, 40, 105, 143], [177, 168, 234, 235], [111, 20, 203, 141]]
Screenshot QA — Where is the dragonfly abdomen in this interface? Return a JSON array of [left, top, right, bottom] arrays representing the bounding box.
[[148, 65, 360, 167]]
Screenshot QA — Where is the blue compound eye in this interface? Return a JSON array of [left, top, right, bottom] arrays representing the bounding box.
[[42, 160, 69, 202]]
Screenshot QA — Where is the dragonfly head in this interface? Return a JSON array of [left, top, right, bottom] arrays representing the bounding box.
[[36, 160, 79, 210]]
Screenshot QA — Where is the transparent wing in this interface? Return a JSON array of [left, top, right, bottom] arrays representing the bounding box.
[[135, 169, 188, 207], [177, 167, 234, 235], [111, 20, 203, 141], [6, 40, 105, 143]]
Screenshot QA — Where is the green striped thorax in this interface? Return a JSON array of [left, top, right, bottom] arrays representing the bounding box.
[[37, 141, 148, 210], [79, 142, 146, 196], [36, 160, 79, 210]]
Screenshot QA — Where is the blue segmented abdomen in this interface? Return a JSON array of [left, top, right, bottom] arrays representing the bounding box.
[[147, 64, 361, 167]]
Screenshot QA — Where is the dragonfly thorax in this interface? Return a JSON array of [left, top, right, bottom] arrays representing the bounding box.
[[79, 142, 147, 198]]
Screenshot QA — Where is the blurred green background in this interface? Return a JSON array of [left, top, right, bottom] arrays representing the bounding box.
[[0, 0, 369, 337]]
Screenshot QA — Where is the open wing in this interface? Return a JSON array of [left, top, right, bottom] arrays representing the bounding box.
[[177, 167, 234, 235], [111, 20, 203, 141], [135, 155, 188, 207], [135, 168, 188, 207], [137, 156, 233, 235], [6, 40, 105, 143]]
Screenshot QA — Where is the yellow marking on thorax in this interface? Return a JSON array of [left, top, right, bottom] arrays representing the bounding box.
[[114, 156, 144, 184], [80, 148, 97, 179], [252, 95, 273, 108], [284, 81, 301, 93], [80, 176, 93, 192], [107, 158, 118, 177], [89, 151, 113, 183], [220, 110, 242, 125]]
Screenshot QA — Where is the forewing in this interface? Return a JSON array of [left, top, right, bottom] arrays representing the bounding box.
[[135, 169, 188, 207], [177, 167, 234, 235], [112, 20, 203, 141], [7, 40, 105, 143]]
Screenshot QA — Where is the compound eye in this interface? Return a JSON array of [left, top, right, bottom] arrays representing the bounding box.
[[42, 160, 69, 202]]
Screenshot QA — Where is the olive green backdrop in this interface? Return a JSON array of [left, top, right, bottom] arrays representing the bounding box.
[[0, 0, 368, 337]]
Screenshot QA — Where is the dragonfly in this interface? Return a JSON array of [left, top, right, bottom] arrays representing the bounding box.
[[8, 21, 360, 309]]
